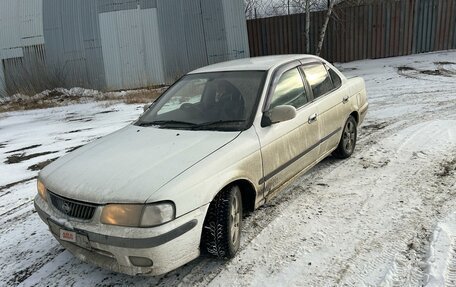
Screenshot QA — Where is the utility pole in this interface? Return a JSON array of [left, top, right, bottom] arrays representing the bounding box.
[[288, 0, 290, 15]]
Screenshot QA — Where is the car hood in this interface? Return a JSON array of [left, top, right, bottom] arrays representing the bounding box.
[[40, 125, 240, 204]]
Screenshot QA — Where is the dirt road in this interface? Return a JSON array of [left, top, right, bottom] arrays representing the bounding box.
[[1, 51, 455, 286]]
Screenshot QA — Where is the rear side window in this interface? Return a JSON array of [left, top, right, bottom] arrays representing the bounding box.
[[328, 67, 342, 89], [270, 68, 309, 109], [300, 63, 334, 99]]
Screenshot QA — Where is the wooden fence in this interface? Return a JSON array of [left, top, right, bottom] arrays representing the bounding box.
[[246, 0, 456, 62]]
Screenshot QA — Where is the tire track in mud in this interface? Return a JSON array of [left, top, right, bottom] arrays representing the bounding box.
[[445, 239, 456, 286], [0, 207, 36, 234], [7, 246, 65, 286], [0, 176, 36, 194], [0, 201, 32, 218], [0, 213, 67, 287], [338, 145, 456, 286], [397, 62, 456, 84]]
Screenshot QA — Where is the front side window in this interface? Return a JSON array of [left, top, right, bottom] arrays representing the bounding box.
[[269, 68, 308, 109], [300, 63, 334, 98], [136, 71, 266, 131]]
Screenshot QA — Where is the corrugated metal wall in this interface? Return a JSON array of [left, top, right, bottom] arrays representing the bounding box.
[[0, 0, 46, 95], [156, 0, 193, 82], [42, 0, 106, 91], [156, 0, 249, 83], [181, 0, 209, 72], [247, 0, 456, 62], [223, 0, 251, 61], [0, 0, 249, 96], [99, 7, 165, 90]]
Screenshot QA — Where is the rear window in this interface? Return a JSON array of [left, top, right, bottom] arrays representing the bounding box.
[[300, 63, 334, 99]]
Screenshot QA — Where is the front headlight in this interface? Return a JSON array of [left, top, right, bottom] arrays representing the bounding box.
[[100, 202, 175, 227], [37, 179, 46, 200]]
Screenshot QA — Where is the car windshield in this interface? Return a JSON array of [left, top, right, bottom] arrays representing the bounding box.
[[136, 71, 266, 131]]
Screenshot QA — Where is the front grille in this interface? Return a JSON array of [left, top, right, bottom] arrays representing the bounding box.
[[48, 191, 98, 220]]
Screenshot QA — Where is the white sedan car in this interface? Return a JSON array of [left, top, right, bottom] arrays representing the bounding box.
[[34, 55, 368, 276]]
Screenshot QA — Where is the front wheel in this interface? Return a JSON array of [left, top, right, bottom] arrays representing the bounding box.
[[201, 185, 242, 259], [333, 115, 357, 159]]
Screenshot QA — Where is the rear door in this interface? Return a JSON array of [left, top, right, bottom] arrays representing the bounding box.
[[300, 62, 346, 155], [256, 67, 320, 196]]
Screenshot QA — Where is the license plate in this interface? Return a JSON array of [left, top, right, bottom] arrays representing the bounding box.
[[60, 229, 76, 242]]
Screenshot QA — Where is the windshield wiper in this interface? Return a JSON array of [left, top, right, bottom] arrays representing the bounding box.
[[190, 120, 246, 130], [137, 120, 197, 127]]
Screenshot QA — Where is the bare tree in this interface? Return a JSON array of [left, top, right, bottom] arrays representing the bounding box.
[[244, 0, 259, 19], [244, 0, 344, 56], [287, 0, 328, 13], [315, 0, 336, 56]]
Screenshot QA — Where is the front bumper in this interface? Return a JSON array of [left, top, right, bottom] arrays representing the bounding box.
[[34, 195, 207, 276]]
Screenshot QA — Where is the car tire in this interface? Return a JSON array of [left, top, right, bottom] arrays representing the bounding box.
[[201, 185, 242, 259], [333, 115, 357, 159]]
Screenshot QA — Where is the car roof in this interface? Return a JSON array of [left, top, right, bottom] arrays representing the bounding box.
[[189, 54, 322, 74]]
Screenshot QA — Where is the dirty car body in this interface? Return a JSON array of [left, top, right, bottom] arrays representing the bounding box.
[[34, 55, 368, 276]]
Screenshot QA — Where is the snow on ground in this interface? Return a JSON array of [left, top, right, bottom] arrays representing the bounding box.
[[0, 50, 455, 286]]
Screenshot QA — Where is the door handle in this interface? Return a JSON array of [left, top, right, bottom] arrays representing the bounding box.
[[308, 113, 318, 124], [342, 96, 349, 104]]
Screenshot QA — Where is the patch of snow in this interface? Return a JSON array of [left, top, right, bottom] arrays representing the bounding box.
[[424, 212, 456, 287]]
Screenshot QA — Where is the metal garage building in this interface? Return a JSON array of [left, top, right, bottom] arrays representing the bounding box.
[[0, 0, 249, 96]]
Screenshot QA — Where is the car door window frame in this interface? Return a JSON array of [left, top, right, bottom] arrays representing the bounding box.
[[299, 61, 339, 102], [262, 60, 301, 112], [262, 60, 316, 113], [268, 68, 310, 110]]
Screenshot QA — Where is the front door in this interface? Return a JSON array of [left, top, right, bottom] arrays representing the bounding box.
[[300, 62, 346, 155], [255, 67, 321, 196]]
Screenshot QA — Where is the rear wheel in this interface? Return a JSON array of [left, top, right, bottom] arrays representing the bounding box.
[[202, 185, 242, 259], [333, 115, 357, 159]]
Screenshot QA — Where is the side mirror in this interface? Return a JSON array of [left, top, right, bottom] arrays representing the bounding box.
[[261, 105, 297, 127]]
